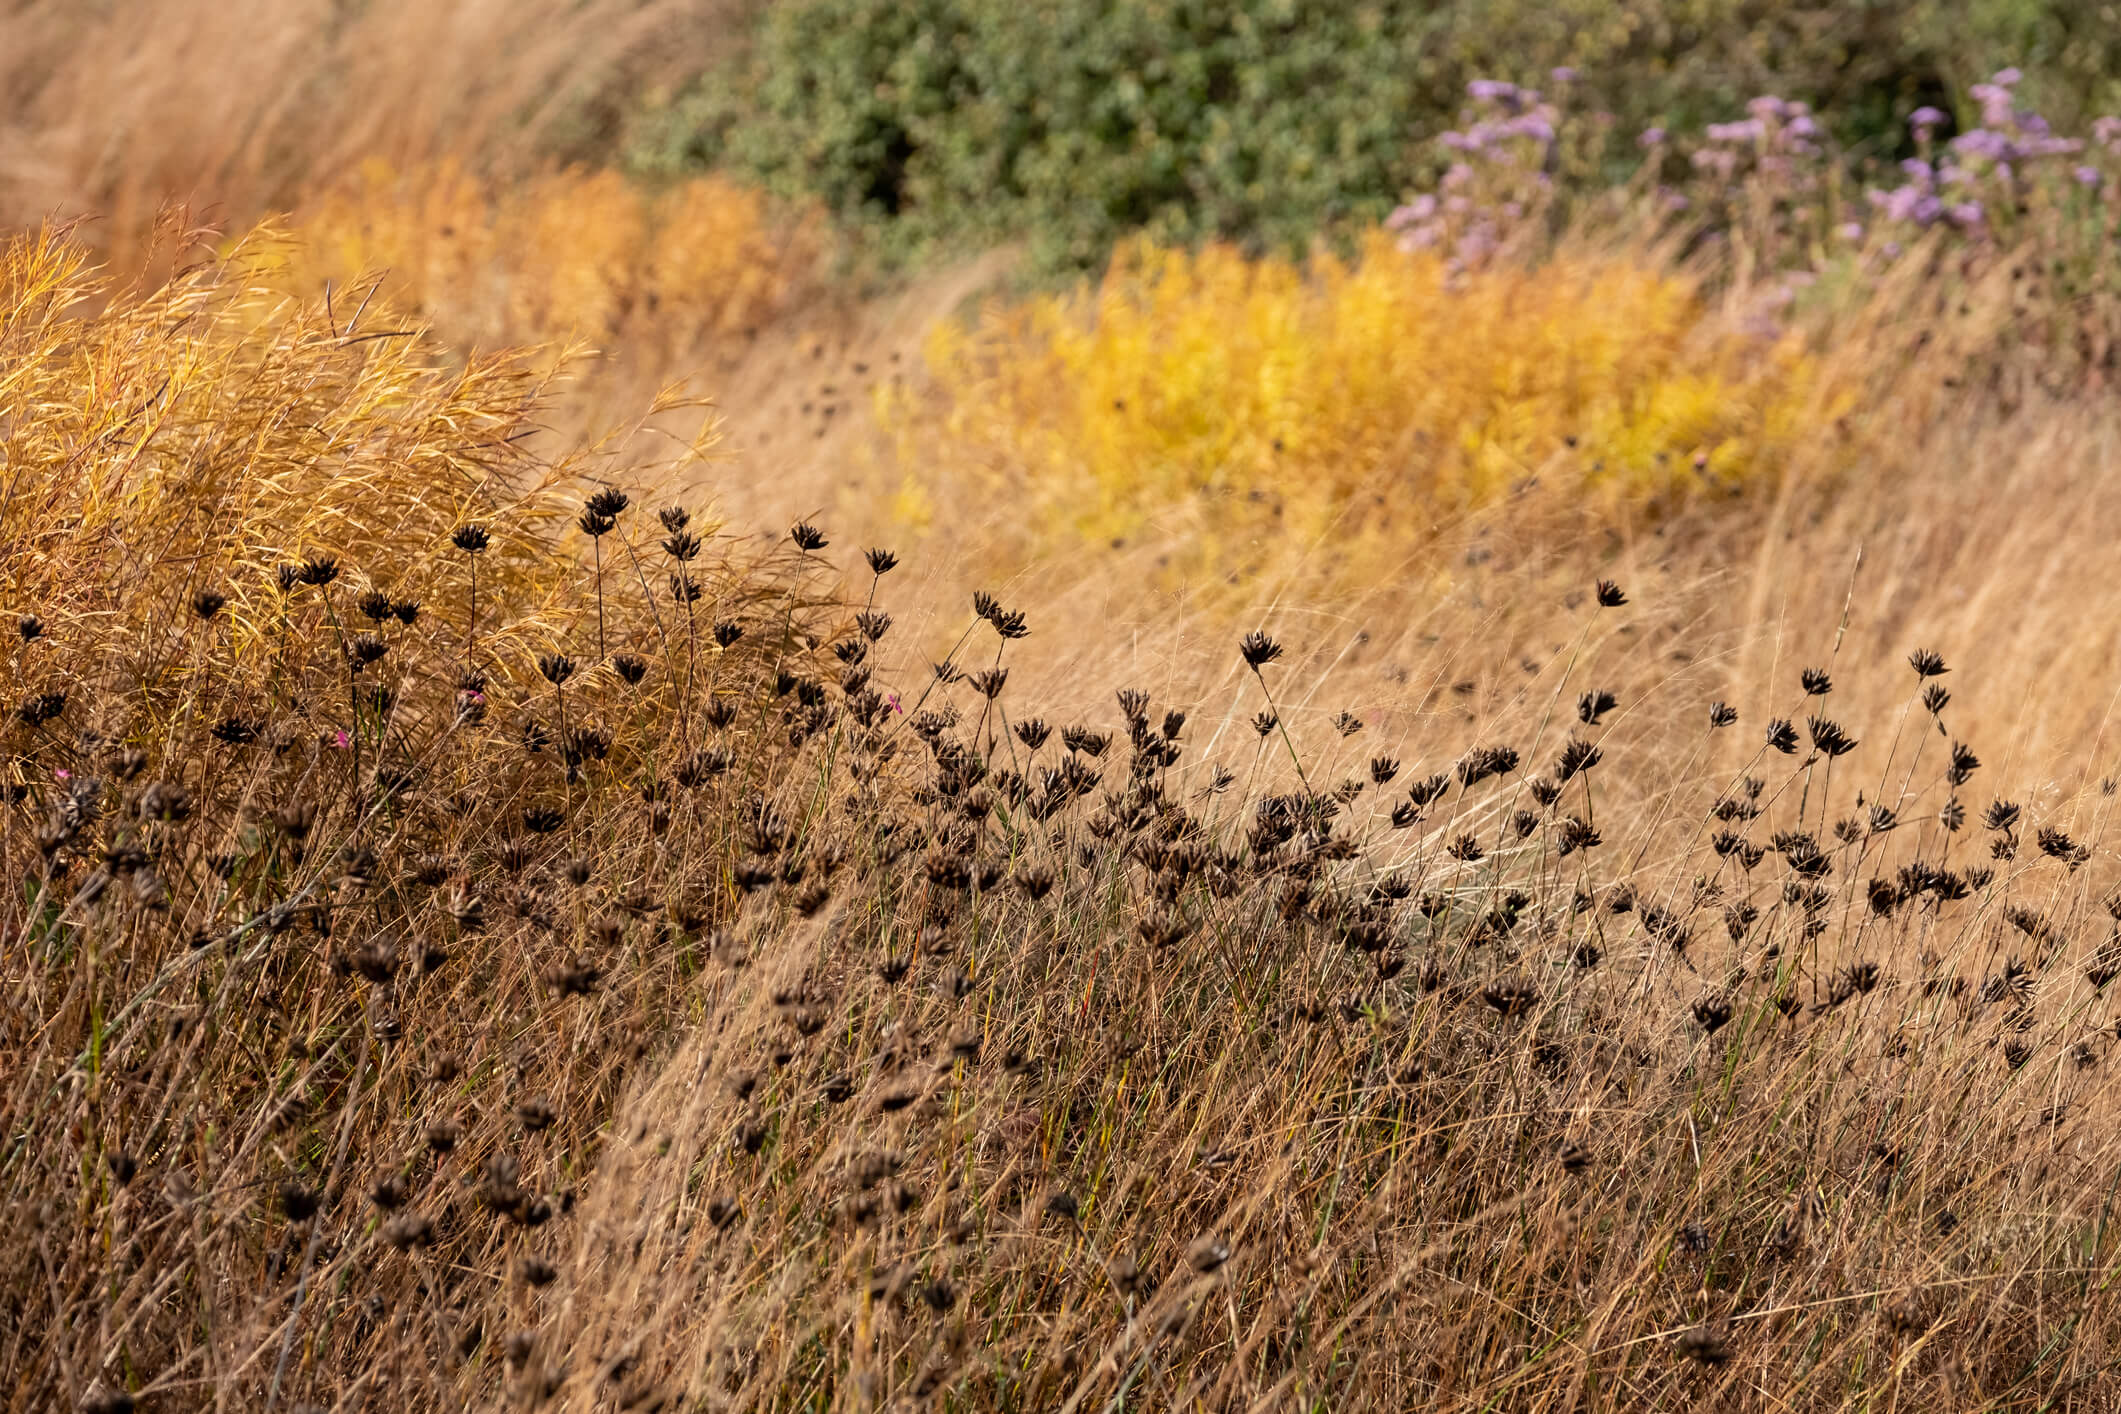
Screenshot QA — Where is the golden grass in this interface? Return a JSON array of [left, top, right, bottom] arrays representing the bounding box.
[[0, 218, 595, 672], [278, 160, 821, 362]]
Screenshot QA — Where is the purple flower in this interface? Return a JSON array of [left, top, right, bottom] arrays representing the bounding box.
[[1869, 184, 1943, 227], [334, 730, 351, 749], [1838, 221, 1865, 242], [53, 768, 70, 781], [1786, 114, 1820, 140], [1949, 128, 2013, 162], [1899, 157, 1934, 184], [2076, 164, 2105, 188], [1948, 200, 1983, 227], [1909, 106, 1947, 131], [2095, 116, 2121, 149], [1638, 126, 1666, 148], [1550, 66, 1577, 82], [1746, 96, 1789, 121], [1386, 194, 1438, 228], [1705, 118, 1765, 144], [1970, 84, 2014, 128], [1992, 67, 2022, 86], [2018, 132, 2084, 157]]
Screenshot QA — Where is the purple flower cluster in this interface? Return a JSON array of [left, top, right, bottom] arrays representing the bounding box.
[[1389, 79, 1561, 268], [1384, 66, 2121, 285], [1436, 80, 1561, 154], [1690, 96, 1821, 183], [1866, 69, 2102, 237]]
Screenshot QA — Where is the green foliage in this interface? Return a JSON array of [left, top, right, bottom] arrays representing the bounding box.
[[635, 0, 2121, 270]]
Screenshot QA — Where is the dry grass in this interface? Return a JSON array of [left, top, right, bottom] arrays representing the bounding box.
[[13, 20, 2121, 1406], [16, 209, 2121, 1412], [0, 0, 753, 254]]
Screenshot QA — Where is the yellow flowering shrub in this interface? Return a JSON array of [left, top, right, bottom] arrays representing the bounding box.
[[890, 233, 1850, 570]]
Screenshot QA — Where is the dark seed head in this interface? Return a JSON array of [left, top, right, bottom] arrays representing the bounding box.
[[279, 1182, 320, 1222], [1239, 631, 1283, 669], [1675, 1324, 1728, 1365]]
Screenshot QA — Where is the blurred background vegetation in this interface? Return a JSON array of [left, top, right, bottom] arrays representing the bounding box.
[[631, 0, 2121, 269]]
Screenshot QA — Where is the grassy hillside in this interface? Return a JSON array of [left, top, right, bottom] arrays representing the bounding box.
[[12, 7, 2121, 1411]]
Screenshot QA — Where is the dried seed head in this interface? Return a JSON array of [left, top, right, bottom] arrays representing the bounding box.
[[1691, 994, 1734, 1033], [279, 1182, 320, 1222], [452, 524, 491, 553], [1239, 631, 1283, 669], [1555, 737, 1601, 782], [865, 547, 898, 574], [1594, 580, 1627, 607], [1675, 1324, 1728, 1365], [1708, 701, 1738, 728], [1187, 1233, 1231, 1273], [790, 521, 829, 551], [191, 589, 227, 619]]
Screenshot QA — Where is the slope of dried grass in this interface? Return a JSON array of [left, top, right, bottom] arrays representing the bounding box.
[[15, 208, 2121, 1413]]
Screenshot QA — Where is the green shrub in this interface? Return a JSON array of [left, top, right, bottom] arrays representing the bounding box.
[[635, 0, 2121, 271]]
